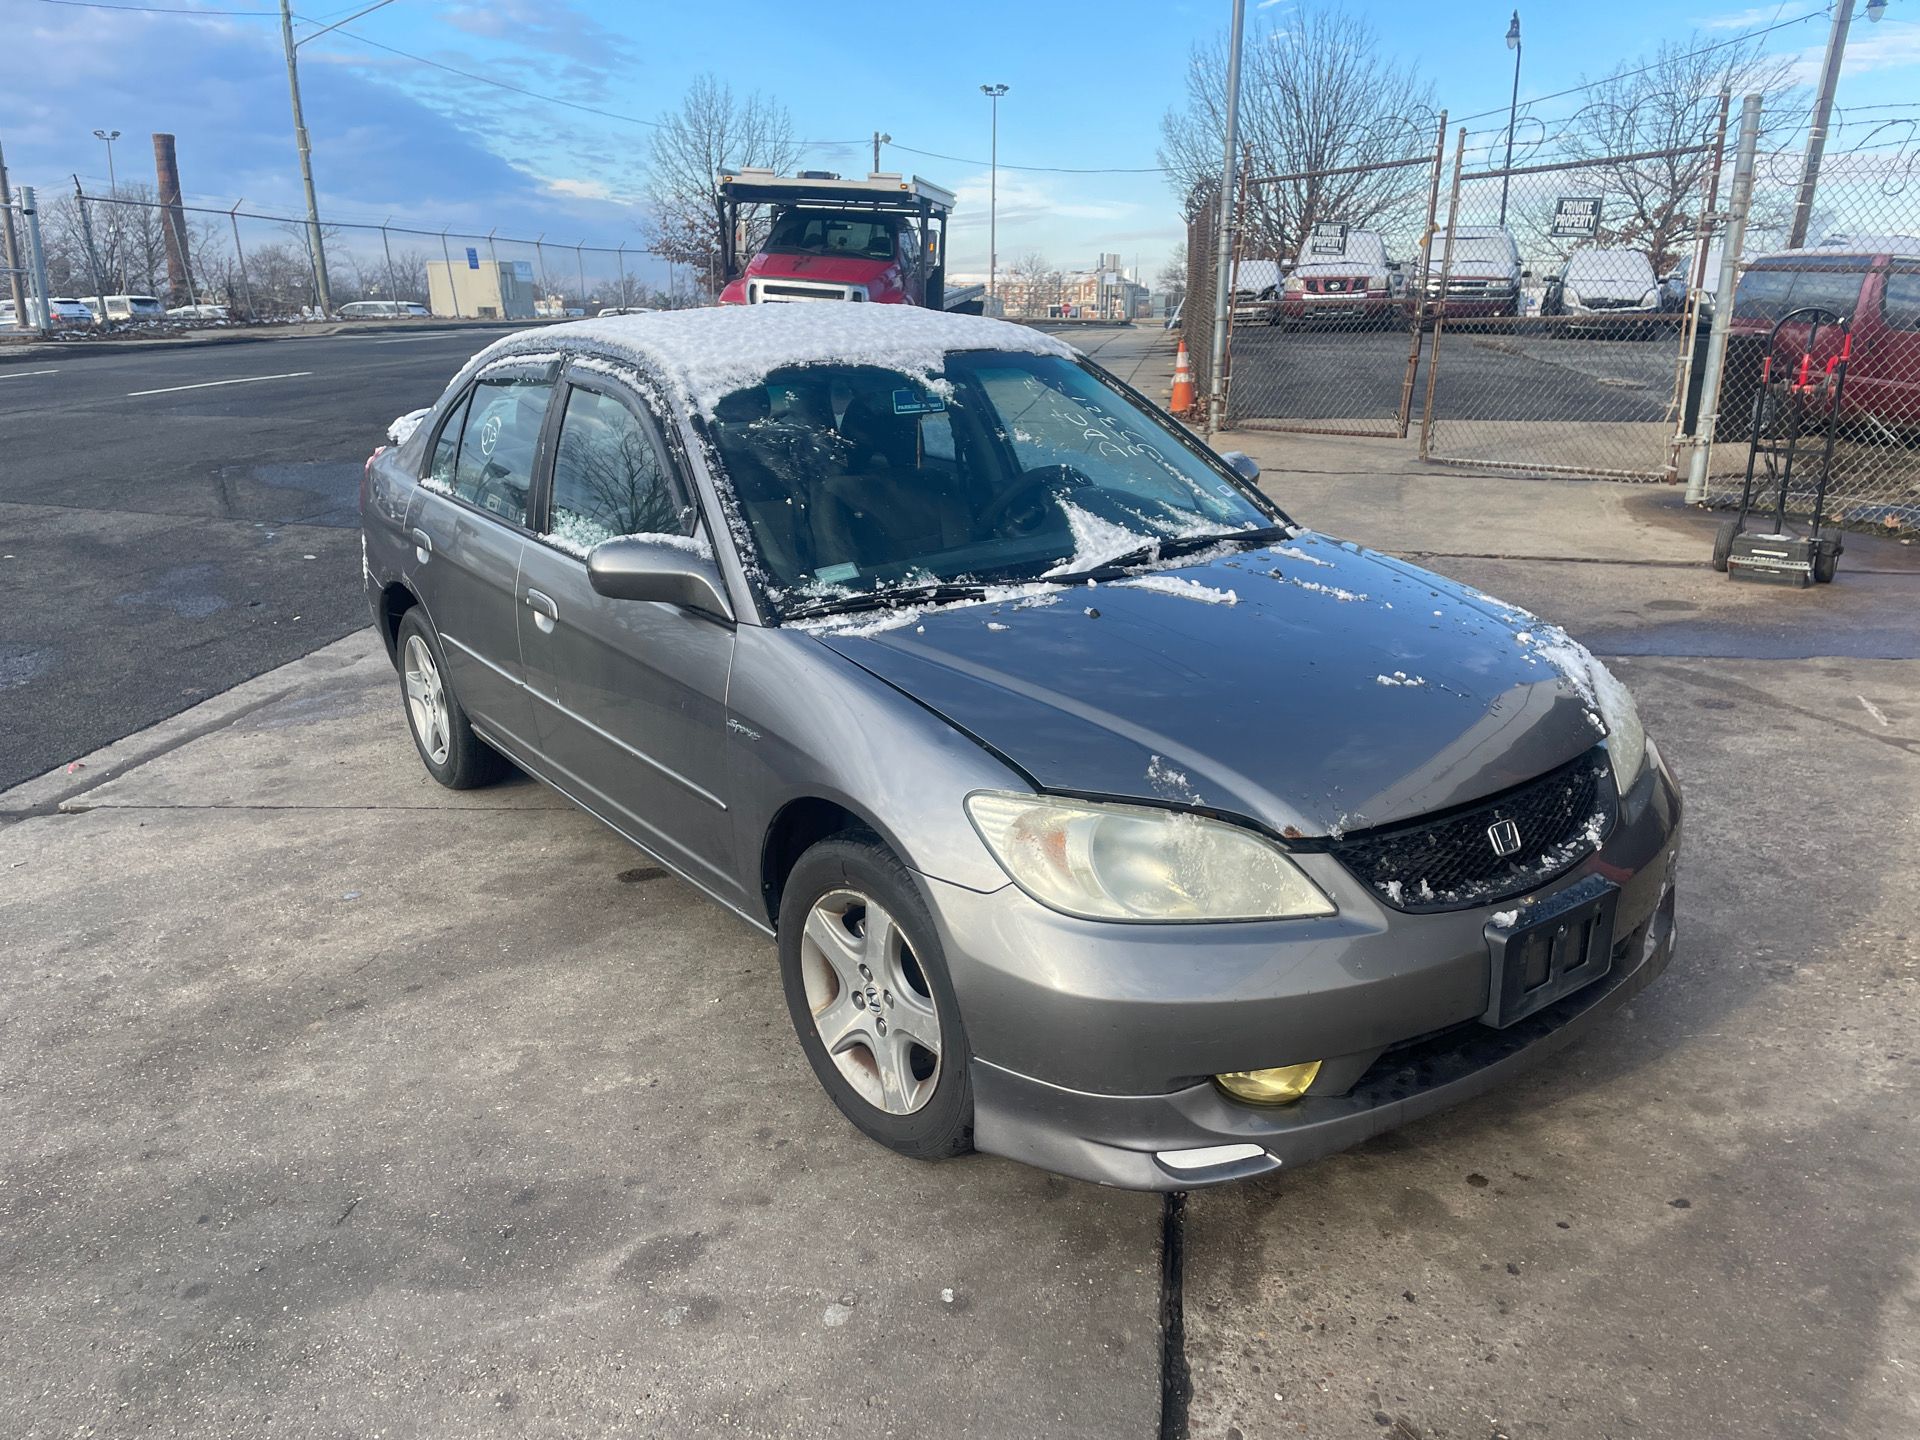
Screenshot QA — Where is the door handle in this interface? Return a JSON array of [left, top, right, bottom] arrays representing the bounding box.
[[410, 528, 433, 563], [524, 588, 558, 633]]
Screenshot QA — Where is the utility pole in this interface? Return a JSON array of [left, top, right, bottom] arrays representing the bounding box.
[[19, 186, 54, 337], [73, 175, 112, 330], [1207, 0, 1247, 436], [1788, 0, 1888, 248], [979, 85, 1008, 302], [0, 138, 27, 322], [872, 131, 890, 174], [280, 0, 333, 314]]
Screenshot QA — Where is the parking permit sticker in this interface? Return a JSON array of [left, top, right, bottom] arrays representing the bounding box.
[[815, 562, 859, 584], [892, 388, 946, 415]]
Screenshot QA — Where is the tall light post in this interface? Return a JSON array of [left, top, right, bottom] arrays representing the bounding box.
[[1789, 0, 1888, 248], [278, 0, 397, 316], [1499, 11, 1521, 227], [91, 129, 120, 194], [1206, 0, 1247, 435], [980, 83, 1008, 303]]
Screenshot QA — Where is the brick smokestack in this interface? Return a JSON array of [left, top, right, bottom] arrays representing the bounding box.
[[151, 133, 196, 306]]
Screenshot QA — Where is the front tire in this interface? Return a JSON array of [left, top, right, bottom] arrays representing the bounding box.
[[778, 835, 974, 1162], [395, 609, 506, 789], [1712, 518, 1739, 572]]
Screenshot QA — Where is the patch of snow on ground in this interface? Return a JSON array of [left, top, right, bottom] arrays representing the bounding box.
[[1291, 578, 1370, 602], [1118, 574, 1238, 605], [386, 408, 429, 446], [1375, 671, 1426, 687]]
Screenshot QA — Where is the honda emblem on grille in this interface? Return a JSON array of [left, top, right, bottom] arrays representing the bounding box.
[[1487, 818, 1524, 857]]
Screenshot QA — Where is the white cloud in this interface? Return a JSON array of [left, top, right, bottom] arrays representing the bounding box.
[[544, 177, 614, 201]]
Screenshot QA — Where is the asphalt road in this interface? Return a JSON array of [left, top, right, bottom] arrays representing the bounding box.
[[1228, 323, 1682, 428], [0, 326, 528, 790]]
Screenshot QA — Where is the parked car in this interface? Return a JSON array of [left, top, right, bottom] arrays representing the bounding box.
[[1716, 235, 1920, 438], [167, 303, 232, 321], [596, 305, 656, 318], [336, 300, 430, 319], [1, 296, 96, 328], [361, 305, 1680, 1191], [93, 293, 166, 322], [1423, 226, 1526, 319], [1279, 229, 1405, 327], [1229, 258, 1283, 324], [1541, 249, 1664, 334]]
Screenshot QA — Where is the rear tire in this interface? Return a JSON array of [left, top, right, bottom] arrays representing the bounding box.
[[1812, 533, 1841, 584], [1712, 519, 1739, 573], [778, 834, 974, 1163], [395, 609, 507, 789]]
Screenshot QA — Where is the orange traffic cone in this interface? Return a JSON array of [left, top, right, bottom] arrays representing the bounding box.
[[1170, 339, 1195, 415]]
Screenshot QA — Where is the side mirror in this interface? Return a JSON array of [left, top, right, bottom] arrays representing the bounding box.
[[1219, 450, 1261, 483], [588, 535, 734, 622]]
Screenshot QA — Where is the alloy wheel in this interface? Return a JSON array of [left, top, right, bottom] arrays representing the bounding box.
[[799, 888, 942, 1115], [403, 634, 451, 766]]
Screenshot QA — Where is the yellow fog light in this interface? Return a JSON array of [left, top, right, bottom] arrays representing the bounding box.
[[1215, 1061, 1322, 1105]]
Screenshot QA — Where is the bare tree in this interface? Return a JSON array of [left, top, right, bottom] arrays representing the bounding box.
[[1160, 6, 1438, 266], [1157, 240, 1187, 312], [642, 73, 801, 297], [1004, 251, 1061, 316], [1528, 36, 1798, 272]]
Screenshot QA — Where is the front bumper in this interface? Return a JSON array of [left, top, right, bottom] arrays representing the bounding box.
[[928, 754, 1682, 1189]]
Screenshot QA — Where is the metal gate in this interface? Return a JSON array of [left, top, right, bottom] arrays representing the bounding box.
[[1417, 99, 1730, 480], [1223, 116, 1450, 437]]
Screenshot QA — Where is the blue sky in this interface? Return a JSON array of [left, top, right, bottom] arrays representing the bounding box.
[[6, 0, 1918, 287]]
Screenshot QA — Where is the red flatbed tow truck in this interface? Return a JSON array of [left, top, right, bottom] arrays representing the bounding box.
[[716, 169, 958, 309]]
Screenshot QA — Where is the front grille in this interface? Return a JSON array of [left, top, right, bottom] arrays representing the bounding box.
[[1329, 746, 1615, 913]]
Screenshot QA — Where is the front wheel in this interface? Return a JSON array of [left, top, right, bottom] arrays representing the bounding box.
[[778, 835, 974, 1162]]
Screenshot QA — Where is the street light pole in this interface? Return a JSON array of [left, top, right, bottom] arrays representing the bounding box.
[[1499, 11, 1521, 227], [92, 129, 120, 194], [980, 84, 1008, 304], [1789, 0, 1886, 248], [1206, 0, 1247, 436]]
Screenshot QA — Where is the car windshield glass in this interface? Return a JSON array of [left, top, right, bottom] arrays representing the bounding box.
[[1565, 251, 1654, 285], [764, 211, 897, 259], [704, 350, 1280, 613], [1437, 237, 1511, 266]]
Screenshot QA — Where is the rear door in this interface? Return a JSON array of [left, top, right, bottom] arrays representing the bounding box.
[[405, 359, 555, 758], [515, 362, 744, 904]]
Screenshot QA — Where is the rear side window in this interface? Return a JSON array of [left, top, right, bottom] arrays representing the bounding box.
[[451, 378, 552, 527], [546, 385, 691, 552], [1736, 264, 1869, 324], [429, 390, 471, 488], [1882, 270, 1920, 331]]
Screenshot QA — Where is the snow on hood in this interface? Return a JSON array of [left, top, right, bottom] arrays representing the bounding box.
[[444, 305, 1080, 420]]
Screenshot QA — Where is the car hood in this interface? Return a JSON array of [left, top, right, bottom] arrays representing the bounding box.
[[1428, 259, 1515, 282], [814, 535, 1606, 838]]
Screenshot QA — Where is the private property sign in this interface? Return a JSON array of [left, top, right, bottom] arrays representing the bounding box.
[[1550, 197, 1603, 239], [1308, 223, 1350, 256]]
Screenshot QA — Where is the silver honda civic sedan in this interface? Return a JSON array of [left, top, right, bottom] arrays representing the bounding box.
[[360, 305, 1680, 1190]]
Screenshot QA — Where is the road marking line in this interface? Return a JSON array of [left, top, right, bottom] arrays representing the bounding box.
[[0, 368, 60, 379], [371, 334, 464, 344], [127, 371, 314, 397], [1858, 695, 1892, 728]]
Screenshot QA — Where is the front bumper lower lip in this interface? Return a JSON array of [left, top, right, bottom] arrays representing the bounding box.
[[970, 877, 1678, 1191]]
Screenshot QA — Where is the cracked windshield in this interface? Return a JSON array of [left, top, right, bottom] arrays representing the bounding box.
[[705, 350, 1279, 611]]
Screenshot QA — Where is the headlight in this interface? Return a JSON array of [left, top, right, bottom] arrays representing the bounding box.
[[1642, 287, 1660, 307], [1563, 286, 1583, 309], [964, 791, 1336, 922], [1590, 659, 1648, 789]]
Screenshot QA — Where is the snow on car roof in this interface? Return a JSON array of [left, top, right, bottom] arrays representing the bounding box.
[[1752, 234, 1920, 262], [452, 304, 1081, 419]]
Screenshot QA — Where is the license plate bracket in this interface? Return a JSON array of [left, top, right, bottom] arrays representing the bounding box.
[[1480, 874, 1618, 1028]]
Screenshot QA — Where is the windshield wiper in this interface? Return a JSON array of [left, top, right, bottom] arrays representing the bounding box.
[[783, 581, 991, 622], [1050, 524, 1292, 583]]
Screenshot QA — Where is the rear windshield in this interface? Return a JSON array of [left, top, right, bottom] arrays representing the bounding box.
[[1435, 235, 1512, 266], [764, 211, 899, 259], [1299, 233, 1389, 268], [1734, 257, 1870, 324]]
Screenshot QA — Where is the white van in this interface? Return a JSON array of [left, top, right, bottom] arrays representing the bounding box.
[[97, 294, 167, 322]]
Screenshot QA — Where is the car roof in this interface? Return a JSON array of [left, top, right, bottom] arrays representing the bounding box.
[[453, 304, 1080, 419]]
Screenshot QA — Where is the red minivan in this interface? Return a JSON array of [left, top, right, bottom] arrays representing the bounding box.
[[1719, 241, 1920, 438]]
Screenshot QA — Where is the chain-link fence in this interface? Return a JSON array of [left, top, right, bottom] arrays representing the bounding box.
[[11, 188, 690, 328], [1699, 140, 1920, 525], [1226, 118, 1450, 437]]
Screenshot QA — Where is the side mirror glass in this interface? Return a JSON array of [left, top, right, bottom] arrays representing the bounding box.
[[1219, 450, 1261, 483], [587, 535, 734, 622]]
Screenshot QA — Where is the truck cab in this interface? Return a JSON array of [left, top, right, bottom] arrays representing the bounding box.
[[717, 169, 955, 309]]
